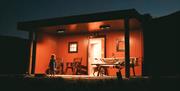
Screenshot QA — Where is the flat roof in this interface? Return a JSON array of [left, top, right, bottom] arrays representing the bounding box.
[[17, 9, 142, 31]]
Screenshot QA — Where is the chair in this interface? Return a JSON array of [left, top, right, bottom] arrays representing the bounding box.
[[77, 65, 88, 75], [65, 62, 74, 74], [72, 57, 88, 75], [73, 57, 82, 75], [56, 58, 64, 74], [65, 57, 88, 75], [65, 58, 81, 75]]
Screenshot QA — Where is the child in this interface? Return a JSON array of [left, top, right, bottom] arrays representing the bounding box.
[[49, 54, 56, 77]]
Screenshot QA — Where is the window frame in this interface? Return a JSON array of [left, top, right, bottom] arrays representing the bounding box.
[[68, 42, 78, 53]]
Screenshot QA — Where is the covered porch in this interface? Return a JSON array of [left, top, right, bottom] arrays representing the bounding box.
[[18, 9, 144, 78]]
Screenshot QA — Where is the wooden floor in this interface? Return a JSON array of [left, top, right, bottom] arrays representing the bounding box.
[[49, 75, 118, 80], [27, 74, 146, 80]]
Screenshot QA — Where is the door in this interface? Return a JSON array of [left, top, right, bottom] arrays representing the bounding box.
[[88, 38, 105, 76]]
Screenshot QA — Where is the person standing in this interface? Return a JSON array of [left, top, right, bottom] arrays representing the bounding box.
[[49, 54, 56, 77]]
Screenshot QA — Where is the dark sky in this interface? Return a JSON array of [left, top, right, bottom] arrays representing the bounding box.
[[0, 0, 180, 39]]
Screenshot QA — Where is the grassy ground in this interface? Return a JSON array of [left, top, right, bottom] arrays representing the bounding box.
[[0, 75, 179, 91]]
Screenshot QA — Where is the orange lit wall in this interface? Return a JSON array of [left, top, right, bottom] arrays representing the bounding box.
[[106, 18, 143, 76], [105, 30, 143, 76], [57, 35, 88, 75], [35, 33, 58, 73], [34, 18, 143, 76], [35, 33, 89, 74], [130, 30, 143, 76]]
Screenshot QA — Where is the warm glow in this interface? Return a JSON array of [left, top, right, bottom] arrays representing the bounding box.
[[88, 22, 104, 32], [68, 24, 77, 31], [88, 38, 104, 76], [35, 20, 143, 76], [40, 19, 125, 33]]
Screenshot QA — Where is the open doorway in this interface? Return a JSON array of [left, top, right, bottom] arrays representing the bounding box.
[[88, 37, 105, 76]]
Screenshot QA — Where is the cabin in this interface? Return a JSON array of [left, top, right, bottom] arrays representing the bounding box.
[[18, 9, 147, 78]]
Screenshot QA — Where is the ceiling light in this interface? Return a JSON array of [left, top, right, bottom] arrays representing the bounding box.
[[99, 25, 111, 29], [57, 29, 65, 33]]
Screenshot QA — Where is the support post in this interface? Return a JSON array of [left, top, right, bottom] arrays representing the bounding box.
[[31, 32, 37, 74], [124, 18, 130, 78], [28, 32, 37, 75], [28, 32, 33, 75]]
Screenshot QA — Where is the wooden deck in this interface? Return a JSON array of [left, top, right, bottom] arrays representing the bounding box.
[[26, 74, 147, 80]]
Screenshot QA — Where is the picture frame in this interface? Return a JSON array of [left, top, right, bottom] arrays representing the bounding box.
[[116, 40, 125, 52], [68, 42, 78, 53]]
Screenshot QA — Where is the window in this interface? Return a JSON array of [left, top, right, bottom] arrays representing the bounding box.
[[68, 42, 78, 53]]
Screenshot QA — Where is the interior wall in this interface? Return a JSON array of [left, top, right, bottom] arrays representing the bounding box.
[[35, 33, 58, 74], [34, 18, 143, 75], [34, 31, 143, 75], [57, 35, 88, 74], [106, 30, 143, 76], [106, 31, 124, 75]]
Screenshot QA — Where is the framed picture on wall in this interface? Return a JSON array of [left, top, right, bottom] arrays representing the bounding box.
[[116, 40, 125, 52], [68, 42, 78, 53]]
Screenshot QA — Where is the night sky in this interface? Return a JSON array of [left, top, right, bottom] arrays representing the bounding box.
[[0, 0, 179, 39]]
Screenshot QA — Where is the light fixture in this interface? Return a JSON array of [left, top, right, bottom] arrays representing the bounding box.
[[99, 25, 111, 29], [56, 29, 65, 33]]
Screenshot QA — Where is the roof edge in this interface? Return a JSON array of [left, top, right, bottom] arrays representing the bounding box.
[[18, 8, 141, 31]]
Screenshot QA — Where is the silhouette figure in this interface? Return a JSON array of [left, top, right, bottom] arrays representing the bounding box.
[[49, 54, 56, 77]]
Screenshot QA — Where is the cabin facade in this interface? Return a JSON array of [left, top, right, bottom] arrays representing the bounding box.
[[18, 9, 146, 78]]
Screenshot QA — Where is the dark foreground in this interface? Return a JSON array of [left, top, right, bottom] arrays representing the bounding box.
[[0, 75, 179, 91]]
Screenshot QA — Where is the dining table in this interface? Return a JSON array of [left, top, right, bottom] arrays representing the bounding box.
[[91, 57, 138, 76]]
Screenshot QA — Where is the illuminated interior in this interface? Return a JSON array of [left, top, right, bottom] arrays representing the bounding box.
[[35, 18, 143, 76], [88, 38, 105, 76]]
